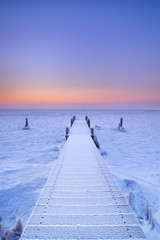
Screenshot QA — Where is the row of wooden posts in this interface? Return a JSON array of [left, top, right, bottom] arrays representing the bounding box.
[[24, 117, 123, 130], [85, 116, 100, 149], [65, 116, 76, 140], [65, 115, 123, 147], [24, 116, 123, 146], [65, 116, 100, 149]]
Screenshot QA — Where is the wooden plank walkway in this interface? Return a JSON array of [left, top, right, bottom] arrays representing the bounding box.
[[21, 119, 146, 240]]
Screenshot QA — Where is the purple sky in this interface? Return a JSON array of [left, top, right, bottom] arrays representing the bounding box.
[[0, 0, 160, 109]]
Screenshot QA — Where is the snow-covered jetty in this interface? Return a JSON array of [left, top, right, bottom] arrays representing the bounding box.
[[21, 119, 146, 239]]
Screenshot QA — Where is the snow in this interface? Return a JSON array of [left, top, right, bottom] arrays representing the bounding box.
[[0, 109, 160, 239], [0, 110, 69, 229], [21, 120, 145, 239], [90, 110, 160, 240]]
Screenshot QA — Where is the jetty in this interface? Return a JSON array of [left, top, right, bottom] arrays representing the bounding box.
[[21, 119, 146, 239]]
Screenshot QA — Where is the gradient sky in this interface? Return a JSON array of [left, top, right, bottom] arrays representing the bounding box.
[[0, 0, 160, 109]]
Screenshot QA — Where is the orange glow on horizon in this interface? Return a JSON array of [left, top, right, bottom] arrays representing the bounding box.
[[0, 86, 160, 106]]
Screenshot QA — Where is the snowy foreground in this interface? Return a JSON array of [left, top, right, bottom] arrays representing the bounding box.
[[0, 109, 160, 239], [21, 119, 146, 239]]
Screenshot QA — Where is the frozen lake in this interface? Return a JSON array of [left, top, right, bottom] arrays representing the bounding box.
[[0, 109, 160, 239]]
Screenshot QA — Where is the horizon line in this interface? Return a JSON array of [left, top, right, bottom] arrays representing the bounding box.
[[0, 108, 160, 111]]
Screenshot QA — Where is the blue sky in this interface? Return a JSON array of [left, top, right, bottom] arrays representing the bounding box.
[[0, 0, 160, 109]]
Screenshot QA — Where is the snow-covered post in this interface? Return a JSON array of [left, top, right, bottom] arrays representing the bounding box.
[[91, 128, 94, 137], [91, 127, 94, 141], [23, 118, 30, 130], [65, 127, 69, 140], [71, 118, 74, 127], [146, 201, 150, 221], [25, 118, 29, 127], [120, 118, 123, 127], [149, 209, 152, 224], [90, 127, 100, 148], [93, 135, 100, 149], [151, 216, 155, 229], [117, 118, 126, 132], [87, 119, 90, 128], [146, 205, 155, 229]]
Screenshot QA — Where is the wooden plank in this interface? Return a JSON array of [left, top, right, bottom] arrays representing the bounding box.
[[22, 225, 146, 239], [29, 214, 140, 226], [37, 197, 127, 205]]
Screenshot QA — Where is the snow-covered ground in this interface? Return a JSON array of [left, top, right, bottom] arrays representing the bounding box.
[[89, 110, 160, 240], [0, 109, 160, 239], [0, 110, 71, 229]]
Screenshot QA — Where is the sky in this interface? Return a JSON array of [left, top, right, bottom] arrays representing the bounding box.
[[0, 0, 160, 109]]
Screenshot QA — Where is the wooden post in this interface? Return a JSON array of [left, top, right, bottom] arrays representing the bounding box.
[[120, 118, 123, 127], [65, 127, 69, 140], [93, 136, 100, 149], [71, 118, 74, 127], [87, 119, 90, 128], [91, 128, 94, 136], [66, 127, 69, 135], [85, 116, 88, 121], [25, 118, 29, 127], [23, 118, 30, 130], [90, 127, 100, 148], [73, 116, 75, 121]]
